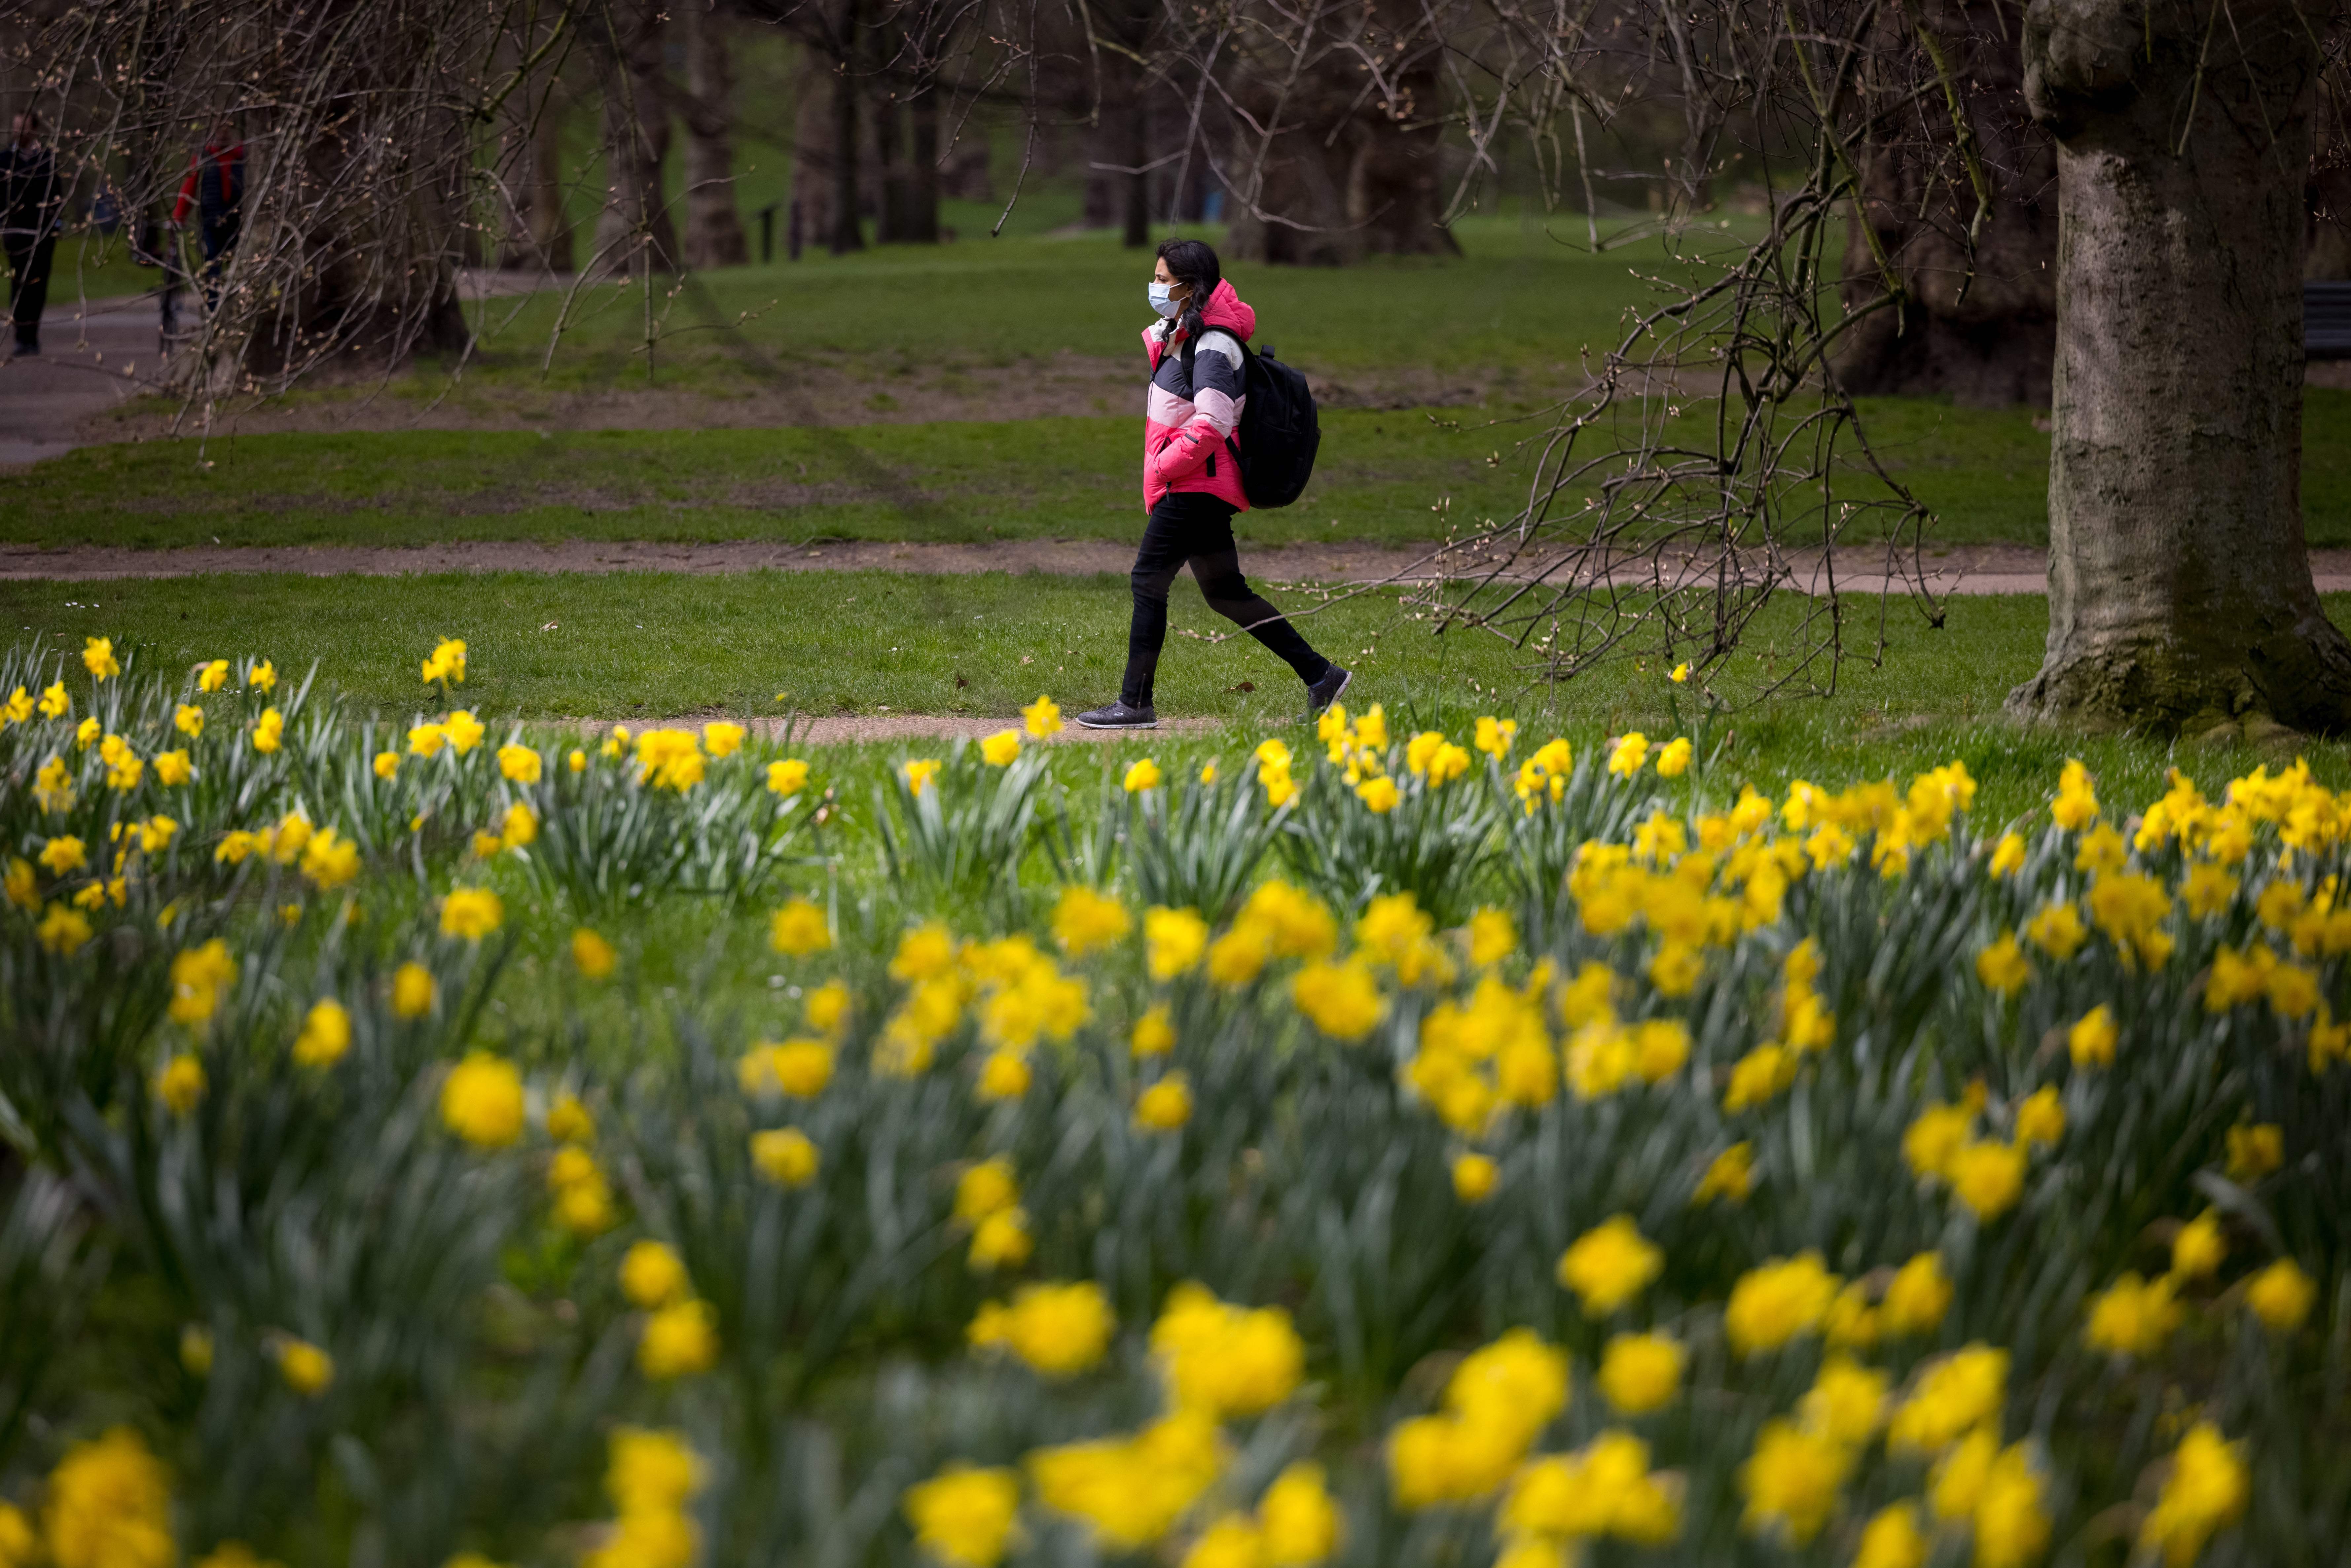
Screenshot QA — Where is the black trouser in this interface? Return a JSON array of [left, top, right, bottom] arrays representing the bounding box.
[[4, 231, 52, 348], [199, 212, 239, 309], [1121, 490, 1330, 708]]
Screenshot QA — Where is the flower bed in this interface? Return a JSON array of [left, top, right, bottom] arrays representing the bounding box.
[[0, 636, 2340, 1568]]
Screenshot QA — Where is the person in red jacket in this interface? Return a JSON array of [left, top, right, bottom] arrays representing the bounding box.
[[170, 120, 243, 305], [1075, 239, 1348, 730]]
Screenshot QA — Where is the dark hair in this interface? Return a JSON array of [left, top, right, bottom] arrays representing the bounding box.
[[1155, 237, 1221, 339]]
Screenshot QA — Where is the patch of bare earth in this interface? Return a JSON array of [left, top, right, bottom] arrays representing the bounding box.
[[76, 352, 1498, 445], [565, 714, 1225, 746], [16, 538, 2351, 593]]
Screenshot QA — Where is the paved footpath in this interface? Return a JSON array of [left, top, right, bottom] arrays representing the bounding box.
[[0, 291, 156, 466], [8, 536, 2351, 594]]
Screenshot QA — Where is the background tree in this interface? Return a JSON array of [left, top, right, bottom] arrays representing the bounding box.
[[1214, 0, 1462, 263], [1832, 0, 2058, 407], [24, 0, 516, 389], [751, 0, 867, 252], [1081, 0, 1155, 247], [869, 16, 944, 244], [590, 0, 680, 275], [488, 14, 577, 274], [678, 0, 751, 269]]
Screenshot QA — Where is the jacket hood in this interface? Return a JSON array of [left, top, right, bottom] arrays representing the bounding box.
[[1195, 278, 1254, 341]]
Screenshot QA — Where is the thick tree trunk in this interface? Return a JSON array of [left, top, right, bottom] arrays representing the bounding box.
[[680, 0, 748, 270], [492, 30, 574, 272], [826, 65, 863, 252], [1340, 69, 1456, 258], [826, 0, 865, 254], [1088, 91, 1150, 245], [1225, 0, 1456, 265], [874, 80, 910, 242], [233, 107, 474, 381], [591, 0, 678, 275], [1121, 99, 1151, 248], [791, 46, 838, 252], [495, 83, 574, 271], [905, 86, 941, 244], [525, 101, 574, 272], [1835, 0, 2056, 407], [2009, 0, 2351, 733], [1078, 0, 1152, 245]]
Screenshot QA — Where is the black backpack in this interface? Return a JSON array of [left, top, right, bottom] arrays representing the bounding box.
[[1183, 328, 1320, 509]]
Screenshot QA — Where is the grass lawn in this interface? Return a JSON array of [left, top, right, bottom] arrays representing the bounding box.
[[24, 202, 2351, 550], [23, 233, 161, 303], [9, 568, 2348, 825], [435, 215, 1722, 396], [0, 410, 1539, 550], [19, 391, 2351, 551]]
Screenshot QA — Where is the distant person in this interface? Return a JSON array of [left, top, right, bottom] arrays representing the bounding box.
[[1, 110, 63, 358], [171, 120, 243, 305], [1075, 238, 1348, 730]]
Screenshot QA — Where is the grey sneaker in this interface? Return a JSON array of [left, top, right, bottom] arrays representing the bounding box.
[[1075, 699, 1158, 730], [1306, 663, 1352, 715]]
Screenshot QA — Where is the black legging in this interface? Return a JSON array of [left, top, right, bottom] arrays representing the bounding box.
[[4, 232, 52, 349], [1120, 490, 1330, 709]]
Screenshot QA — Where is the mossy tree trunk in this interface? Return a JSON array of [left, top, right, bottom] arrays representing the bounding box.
[[2007, 0, 2351, 733]]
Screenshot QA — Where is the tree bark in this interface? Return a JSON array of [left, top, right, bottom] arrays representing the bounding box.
[[679, 0, 749, 270], [905, 84, 942, 244], [492, 26, 574, 272], [1834, 0, 2057, 407], [525, 98, 574, 272], [827, 0, 865, 253], [1082, 0, 1152, 249], [494, 82, 575, 271], [591, 0, 678, 276], [1121, 98, 1151, 247], [1225, 0, 1457, 265], [791, 43, 839, 252], [1081, 90, 1151, 243], [874, 72, 910, 242], [2008, 0, 2351, 733]]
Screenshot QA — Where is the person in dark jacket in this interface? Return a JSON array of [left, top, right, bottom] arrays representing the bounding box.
[[1075, 238, 1349, 730], [171, 121, 243, 305], [1, 110, 64, 357]]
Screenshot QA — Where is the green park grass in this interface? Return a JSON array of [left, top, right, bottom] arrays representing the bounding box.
[[13, 203, 2350, 550], [1, 410, 1534, 549], [441, 214, 1704, 395], [17, 390, 2351, 550], [9, 569, 2348, 825]]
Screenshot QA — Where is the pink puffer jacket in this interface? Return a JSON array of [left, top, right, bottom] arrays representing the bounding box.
[[1141, 278, 1255, 512]]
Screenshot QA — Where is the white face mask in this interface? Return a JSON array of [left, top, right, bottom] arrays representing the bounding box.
[[1148, 281, 1181, 319]]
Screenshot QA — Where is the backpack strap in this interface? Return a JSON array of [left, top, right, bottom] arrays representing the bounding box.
[[1177, 323, 1250, 377]]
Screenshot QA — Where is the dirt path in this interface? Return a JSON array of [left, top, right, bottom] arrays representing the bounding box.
[[11, 536, 2351, 594], [579, 713, 1225, 746]]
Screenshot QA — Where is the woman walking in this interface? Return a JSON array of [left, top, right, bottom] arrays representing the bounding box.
[[1076, 239, 1348, 730]]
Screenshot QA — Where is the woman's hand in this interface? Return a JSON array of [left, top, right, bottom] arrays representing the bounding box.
[[1149, 422, 1214, 487]]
